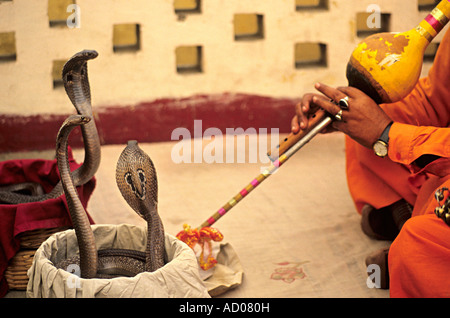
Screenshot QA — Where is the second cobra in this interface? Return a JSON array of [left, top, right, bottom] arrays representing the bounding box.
[[55, 115, 165, 278]]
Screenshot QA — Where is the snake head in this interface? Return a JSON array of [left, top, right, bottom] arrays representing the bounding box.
[[116, 140, 158, 221], [58, 114, 92, 134], [62, 50, 98, 111], [62, 50, 98, 80], [56, 114, 92, 163]]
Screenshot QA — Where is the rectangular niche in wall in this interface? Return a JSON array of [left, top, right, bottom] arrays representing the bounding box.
[[294, 42, 327, 68], [175, 45, 203, 73], [113, 23, 141, 53], [52, 59, 66, 88], [423, 42, 440, 62], [418, 0, 440, 11], [174, 0, 201, 14], [295, 0, 328, 11], [0, 31, 16, 62], [356, 12, 391, 37], [233, 14, 264, 41], [48, 0, 75, 27]]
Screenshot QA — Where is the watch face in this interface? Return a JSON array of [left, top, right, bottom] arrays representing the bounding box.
[[374, 141, 388, 157]]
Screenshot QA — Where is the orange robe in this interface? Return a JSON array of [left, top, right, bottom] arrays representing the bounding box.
[[345, 27, 450, 297]]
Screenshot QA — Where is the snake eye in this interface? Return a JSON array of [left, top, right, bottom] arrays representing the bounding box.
[[124, 172, 135, 192], [138, 169, 146, 183]]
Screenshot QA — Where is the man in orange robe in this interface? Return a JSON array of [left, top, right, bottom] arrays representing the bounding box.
[[291, 28, 450, 297]]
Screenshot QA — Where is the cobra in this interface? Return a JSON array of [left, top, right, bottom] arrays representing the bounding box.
[[0, 50, 101, 204], [55, 115, 165, 278]]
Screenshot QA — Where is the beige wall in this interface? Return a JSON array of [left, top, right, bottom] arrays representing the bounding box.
[[0, 0, 445, 115]]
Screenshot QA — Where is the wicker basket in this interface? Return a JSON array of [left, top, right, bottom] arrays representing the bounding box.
[[5, 227, 69, 290]]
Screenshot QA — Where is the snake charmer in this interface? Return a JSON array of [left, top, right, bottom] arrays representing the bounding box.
[[291, 15, 450, 297]]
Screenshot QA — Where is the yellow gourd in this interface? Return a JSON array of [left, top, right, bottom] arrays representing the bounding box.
[[347, 0, 450, 104]]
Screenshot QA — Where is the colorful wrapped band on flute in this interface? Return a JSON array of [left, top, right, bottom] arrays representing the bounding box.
[[418, 0, 450, 41], [199, 153, 289, 228], [427, 8, 449, 32]]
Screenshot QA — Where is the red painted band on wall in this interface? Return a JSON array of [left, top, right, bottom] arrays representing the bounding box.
[[0, 93, 299, 153]]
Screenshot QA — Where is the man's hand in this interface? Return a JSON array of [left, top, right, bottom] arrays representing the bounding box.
[[291, 93, 337, 134], [310, 83, 393, 148]]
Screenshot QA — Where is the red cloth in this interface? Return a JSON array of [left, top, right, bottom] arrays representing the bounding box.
[[0, 147, 96, 297]]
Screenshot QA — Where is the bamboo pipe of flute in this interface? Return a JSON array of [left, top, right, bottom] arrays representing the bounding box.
[[198, 109, 332, 229], [267, 108, 330, 161]]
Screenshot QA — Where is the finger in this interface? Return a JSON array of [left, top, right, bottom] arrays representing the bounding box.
[[323, 125, 339, 134], [301, 98, 310, 114], [295, 100, 310, 129], [298, 96, 312, 114], [304, 94, 329, 115], [312, 95, 341, 117], [330, 121, 343, 131], [314, 82, 347, 102], [291, 115, 300, 133], [336, 86, 354, 97]]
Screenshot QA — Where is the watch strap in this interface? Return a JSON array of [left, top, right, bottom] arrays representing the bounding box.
[[379, 121, 393, 143]]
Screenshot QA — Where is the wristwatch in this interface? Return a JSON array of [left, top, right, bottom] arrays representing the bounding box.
[[373, 122, 393, 158]]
